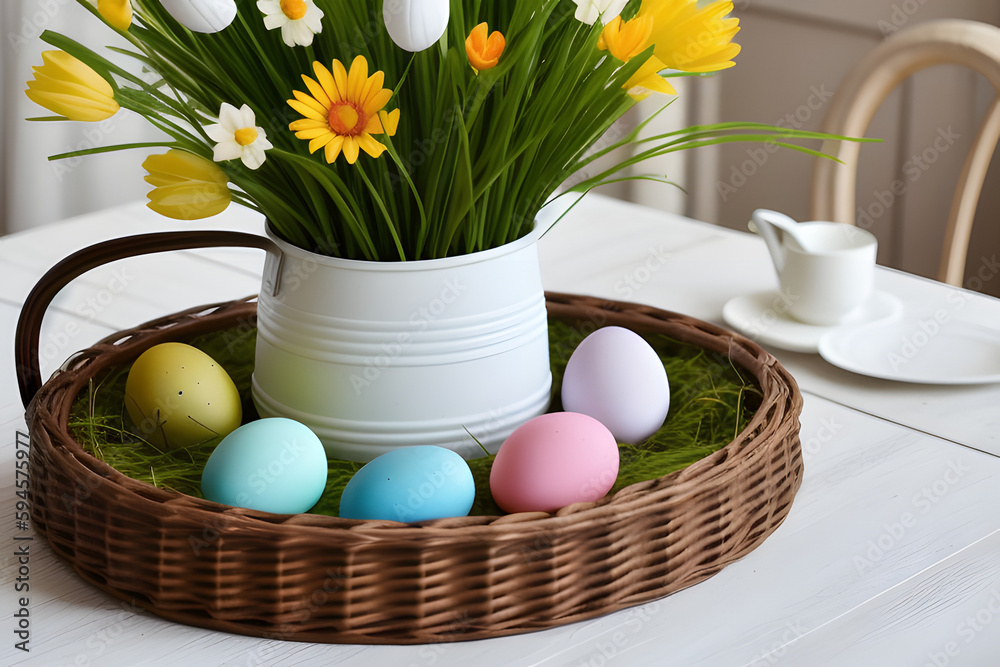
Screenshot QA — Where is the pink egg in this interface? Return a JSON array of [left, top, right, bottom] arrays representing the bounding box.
[[489, 412, 619, 514]]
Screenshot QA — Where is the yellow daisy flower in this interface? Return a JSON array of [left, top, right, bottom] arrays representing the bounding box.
[[287, 55, 400, 165]]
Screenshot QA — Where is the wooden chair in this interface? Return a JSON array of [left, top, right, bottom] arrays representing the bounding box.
[[810, 19, 1000, 286]]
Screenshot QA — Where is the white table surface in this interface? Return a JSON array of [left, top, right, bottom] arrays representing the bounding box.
[[2, 194, 999, 666]]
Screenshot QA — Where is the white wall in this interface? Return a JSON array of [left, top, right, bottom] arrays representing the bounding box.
[[1, 0, 163, 236]]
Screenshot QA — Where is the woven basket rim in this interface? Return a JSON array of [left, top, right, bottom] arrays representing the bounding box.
[[30, 293, 797, 533]]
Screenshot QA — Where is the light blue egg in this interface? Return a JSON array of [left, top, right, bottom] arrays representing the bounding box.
[[339, 446, 475, 522], [201, 418, 328, 514]]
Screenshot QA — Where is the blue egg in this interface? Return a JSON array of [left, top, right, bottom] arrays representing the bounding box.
[[339, 446, 475, 522], [201, 418, 328, 514]]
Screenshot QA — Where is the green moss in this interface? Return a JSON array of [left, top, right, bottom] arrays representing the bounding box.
[[69, 320, 760, 517]]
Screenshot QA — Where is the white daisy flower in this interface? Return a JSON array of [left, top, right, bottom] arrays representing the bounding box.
[[573, 0, 629, 26], [257, 0, 324, 47], [205, 103, 273, 170]]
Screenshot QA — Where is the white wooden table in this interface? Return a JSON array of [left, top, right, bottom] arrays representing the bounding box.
[[2, 195, 999, 666]]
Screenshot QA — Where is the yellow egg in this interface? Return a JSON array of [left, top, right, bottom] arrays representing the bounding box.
[[124, 342, 242, 450]]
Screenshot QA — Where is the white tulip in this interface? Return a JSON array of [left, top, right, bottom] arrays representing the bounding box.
[[160, 0, 237, 34], [573, 0, 629, 26], [383, 0, 451, 52]]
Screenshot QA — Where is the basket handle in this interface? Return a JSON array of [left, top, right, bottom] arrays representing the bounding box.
[[15, 230, 280, 409]]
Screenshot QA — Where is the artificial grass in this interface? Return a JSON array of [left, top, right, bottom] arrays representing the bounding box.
[[69, 320, 761, 517]]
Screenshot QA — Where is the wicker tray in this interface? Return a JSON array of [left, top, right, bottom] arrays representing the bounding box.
[[16, 235, 803, 645]]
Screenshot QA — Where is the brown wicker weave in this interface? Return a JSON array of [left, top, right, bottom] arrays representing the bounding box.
[[17, 233, 803, 645]]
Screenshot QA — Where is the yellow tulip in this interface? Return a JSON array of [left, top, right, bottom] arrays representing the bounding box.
[[142, 150, 232, 220], [24, 50, 119, 122], [98, 0, 133, 31]]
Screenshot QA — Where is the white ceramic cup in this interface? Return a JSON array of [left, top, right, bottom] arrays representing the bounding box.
[[752, 210, 878, 326]]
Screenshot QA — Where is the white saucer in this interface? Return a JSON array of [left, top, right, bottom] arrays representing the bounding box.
[[818, 316, 1000, 384], [722, 290, 903, 353]]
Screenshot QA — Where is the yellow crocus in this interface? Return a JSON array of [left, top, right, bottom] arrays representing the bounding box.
[[598, 14, 654, 62], [623, 56, 677, 100], [641, 0, 741, 73], [24, 50, 119, 122], [142, 150, 232, 220], [599, 14, 675, 98], [599, 20, 673, 98], [465, 23, 506, 72], [98, 0, 133, 31], [599, 0, 739, 99]]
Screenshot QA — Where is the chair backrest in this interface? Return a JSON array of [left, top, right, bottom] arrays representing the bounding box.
[[810, 19, 1000, 286]]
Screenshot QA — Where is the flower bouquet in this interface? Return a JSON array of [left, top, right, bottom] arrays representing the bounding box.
[[24, 0, 840, 458], [24, 0, 838, 260]]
